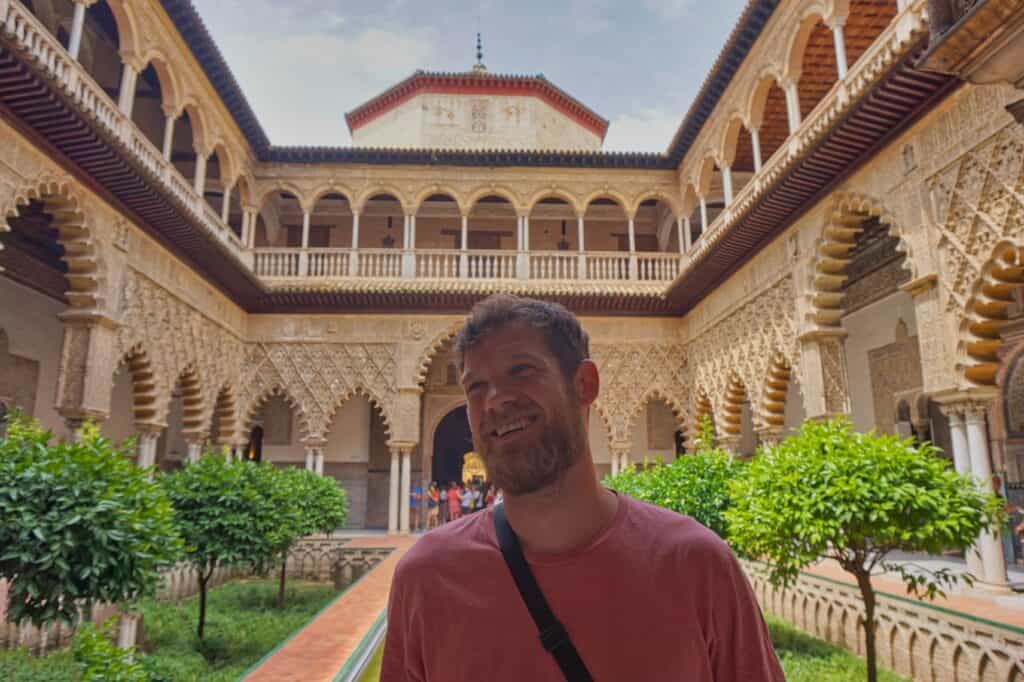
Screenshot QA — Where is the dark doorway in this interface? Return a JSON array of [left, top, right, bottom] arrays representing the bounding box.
[[432, 405, 473, 486]]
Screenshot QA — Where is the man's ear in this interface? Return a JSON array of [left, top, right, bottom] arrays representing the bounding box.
[[574, 359, 600, 407]]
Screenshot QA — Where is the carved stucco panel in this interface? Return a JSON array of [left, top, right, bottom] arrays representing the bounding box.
[[117, 270, 244, 429], [686, 276, 799, 428], [591, 343, 688, 445], [240, 342, 399, 441]]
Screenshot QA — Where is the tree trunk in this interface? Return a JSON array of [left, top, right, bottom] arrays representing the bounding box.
[[197, 573, 209, 642], [277, 552, 288, 609], [855, 570, 878, 682]]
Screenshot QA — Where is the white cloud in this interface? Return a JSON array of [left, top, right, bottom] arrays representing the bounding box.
[[602, 108, 681, 153], [642, 0, 698, 20], [212, 23, 438, 145]]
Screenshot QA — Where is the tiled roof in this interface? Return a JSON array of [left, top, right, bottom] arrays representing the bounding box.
[[344, 70, 609, 139], [160, 0, 779, 168]]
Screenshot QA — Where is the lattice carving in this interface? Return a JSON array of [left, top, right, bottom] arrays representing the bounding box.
[[591, 343, 688, 444], [928, 124, 1024, 385], [117, 270, 244, 430], [239, 342, 399, 440], [687, 277, 799, 430]]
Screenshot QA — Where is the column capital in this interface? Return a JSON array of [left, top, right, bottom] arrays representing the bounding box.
[[182, 431, 209, 446], [899, 274, 938, 297], [301, 436, 328, 449], [386, 440, 417, 454], [135, 422, 165, 438], [754, 426, 782, 447], [57, 309, 120, 330], [932, 388, 998, 420], [797, 328, 848, 343], [826, 13, 848, 28]]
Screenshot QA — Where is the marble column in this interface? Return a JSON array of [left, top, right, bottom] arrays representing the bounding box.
[[577, 215, 586, 278], [117, 63, 139, 117], [221, 184, 233, 224], [68, 1, 90, 61], [750, 128, 763, 172], [305, 447, 315, 472], [784, 79, 802, 134], [699, 197, 709, 233], [400, 448, 412, 534], [830, 17, 849, 79], [351, 211, 361, 275], [136, 425, 162, 469], [944, 410, 985, 579], [459, 215, 469, 276], [964, 407, 1010, 589], [627, 217, 637, 280], [314, 447, 324, 476], [185, 435, 206, 464], [192, 151, 208, 197], [721, 163, 734, 206], [161, 110, 176, 161], [388, 448, 400, 534], [683, 217, 693, 252]]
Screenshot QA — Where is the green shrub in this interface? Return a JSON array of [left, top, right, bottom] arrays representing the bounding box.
[[604, 416, 740, 538], [70, 623, 148, 682], [727, 418, 1004, 682], [0, 414, 181, 627]]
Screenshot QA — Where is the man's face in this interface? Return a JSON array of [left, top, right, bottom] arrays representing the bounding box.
[[461, 324, 587, 495]]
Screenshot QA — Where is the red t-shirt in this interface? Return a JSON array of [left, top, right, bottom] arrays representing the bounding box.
[[381, 493, 784, 681]]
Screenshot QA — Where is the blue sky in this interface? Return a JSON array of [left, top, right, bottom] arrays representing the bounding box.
[[190, 0, 748, 152]]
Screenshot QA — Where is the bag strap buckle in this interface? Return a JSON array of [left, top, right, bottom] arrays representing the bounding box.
[[539, 621, 570, 653]]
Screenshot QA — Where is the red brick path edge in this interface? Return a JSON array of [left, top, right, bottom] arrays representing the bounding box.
[[244, 535, 419, 682]]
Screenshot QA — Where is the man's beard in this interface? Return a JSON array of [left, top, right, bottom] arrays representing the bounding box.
[[473, 396, 585, 496]]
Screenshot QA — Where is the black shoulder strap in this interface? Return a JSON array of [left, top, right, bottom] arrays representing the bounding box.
[[493, 504, 594, 682]]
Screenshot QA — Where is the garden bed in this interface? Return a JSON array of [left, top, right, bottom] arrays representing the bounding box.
[[0, 578, 338, 681]]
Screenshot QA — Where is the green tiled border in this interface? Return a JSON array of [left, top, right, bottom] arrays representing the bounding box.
[[237, 548, 397, 681], [333, 610, 387, 682]]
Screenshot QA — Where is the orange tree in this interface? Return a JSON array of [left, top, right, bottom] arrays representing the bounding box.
[[726, 418, 1004, 682], [0, 415, 181, 628]]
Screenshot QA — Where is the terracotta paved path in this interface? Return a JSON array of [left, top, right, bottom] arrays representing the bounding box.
[[244, 534, 419, 682], [244, 533, 1024, 681]]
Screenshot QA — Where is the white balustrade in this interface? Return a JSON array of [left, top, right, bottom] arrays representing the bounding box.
[[529, 252, 579, 280], [636, 253, 683, 282], [308, 249, 350, 277], [253, 249, 300, 277], [0, 1, 246, 258], [355, 249, 402, 278], [465, 251, 517, 279], [585, 252, 632, 281], [416, 250, 462, 279]]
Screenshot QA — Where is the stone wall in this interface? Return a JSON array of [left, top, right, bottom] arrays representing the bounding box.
[[746, 562, 1024, 681]]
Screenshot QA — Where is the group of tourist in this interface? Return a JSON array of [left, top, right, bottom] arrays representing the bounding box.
[[409, 480, 502, 532]]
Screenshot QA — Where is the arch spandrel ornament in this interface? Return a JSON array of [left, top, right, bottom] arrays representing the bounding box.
[[116, 270, 244, 429], [239, 341, 400, 441], [927, 123, 1024, 387], [686, 276, 800, 431], [591, 343, 688, 444]]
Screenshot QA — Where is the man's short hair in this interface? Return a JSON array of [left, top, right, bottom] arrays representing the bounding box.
[[453, 294, 590, 383]]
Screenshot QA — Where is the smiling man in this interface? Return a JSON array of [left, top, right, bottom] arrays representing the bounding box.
[[381, 294, 783, 681]]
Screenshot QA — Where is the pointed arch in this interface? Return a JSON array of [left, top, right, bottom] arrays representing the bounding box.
[[115, 343, 160, 425], [415, 320, 465, 385], [411, 186, 466, 215], [242, 385, 311, 442], [137, 51, 181, 112], [760, 352, 793, 431], [179, 100, 210, 155], [622, 388, 689, 448], [105, 0, 140, 57], [209, 383, 239, 446], [324, 385, 394, 441], [526, 188, 583, 217], [355, 185, 411, 214], [805, 192, 910, 330], [960, 242, 1024, 386], [172, 364, 206, 437], [630, 190, 681, 220], [307, 183, 357, 210], [722, 373, 748, 439], [581, 189, 631, 216], [2, 174, 104, 311]]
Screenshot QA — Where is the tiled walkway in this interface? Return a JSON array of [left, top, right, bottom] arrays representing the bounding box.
[[244, 534, 1024, 681], [244, 533, 419, 682]]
